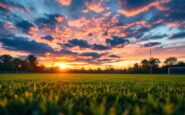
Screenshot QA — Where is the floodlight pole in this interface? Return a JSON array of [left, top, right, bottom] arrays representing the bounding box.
[[150, 46, 152, 74]]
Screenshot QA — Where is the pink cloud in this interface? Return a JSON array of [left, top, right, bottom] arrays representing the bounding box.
[[0, 2, 12, 11], [85, 2, 109, 13], [57, 0, 72, 6], [165, 22, 182, 28], [118, 0, 170, 17]]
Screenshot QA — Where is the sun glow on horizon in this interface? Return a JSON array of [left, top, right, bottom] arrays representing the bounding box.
[[59, 64, 67, 70], [54, 63, 68, 70], [54, 63, 73, 70]]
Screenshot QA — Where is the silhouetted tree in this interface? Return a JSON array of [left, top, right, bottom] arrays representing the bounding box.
[[141, 59, 150, 73], [13, 58, 23, 73], [106, 65, 114, 71], [50, 66, 61, 73], [164, 57, 177, 66], [176, 61, 185, 67], [0, 55, 14, 71], [149, 58, 160, 73], [34, 64, 45, 73], [27, 55, 38, 71], [150, 58, 160, 68], [0, 55, 12, 63], [80, 67, 85, 73], [21, 60, 32, 72], [132, 63, 141, 73]]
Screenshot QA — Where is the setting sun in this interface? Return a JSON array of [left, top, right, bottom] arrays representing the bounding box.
[[59, 64, 67, 70], [54, 63, 68, 70]]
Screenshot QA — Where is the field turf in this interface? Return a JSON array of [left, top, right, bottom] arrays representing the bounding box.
[[0, 74, 185, 115]]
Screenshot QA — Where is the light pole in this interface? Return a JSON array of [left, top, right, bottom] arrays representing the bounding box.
[[144, 42, 161, 74], [149, 46, 152, 74]]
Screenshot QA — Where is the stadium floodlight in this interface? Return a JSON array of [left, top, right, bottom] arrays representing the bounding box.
[[150, 46, 152, 74], [144, 42, 161, 74], [168, 67, 185, 75]]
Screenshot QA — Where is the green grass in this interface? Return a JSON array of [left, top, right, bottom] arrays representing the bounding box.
[[0, 74, 185, 115]]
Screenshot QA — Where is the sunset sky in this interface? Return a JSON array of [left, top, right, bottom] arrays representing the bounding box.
[[0, 0, 185, 69]]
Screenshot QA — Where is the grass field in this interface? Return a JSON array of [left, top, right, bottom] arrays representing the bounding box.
[[0, 74, 185, 115]]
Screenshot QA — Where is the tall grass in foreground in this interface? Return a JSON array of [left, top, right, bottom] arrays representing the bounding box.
[[0, 74, 185, 115]]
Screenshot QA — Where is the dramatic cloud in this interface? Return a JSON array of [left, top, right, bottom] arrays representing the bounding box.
[[144, 42, 161, 47], [42, 35, 54, 41], [109, 54, 120, 58], [34, 14, 64, 28], [164, 0, 185, 22], [0, 0, 185, 66], [92, 44, 110, 50], [0, 36, 55, 55], [169, 32, 185, 40], [63, 39, 90, 48], [16, 20, 34, 33], [80, 52, 104, 59], [0, 0, 27, 12], [118, 0, 169, 17], [142, 34, 167, 40], [59, 49, 78, 55], [61, 39, 111, 50], [106, 36, 129, 48]]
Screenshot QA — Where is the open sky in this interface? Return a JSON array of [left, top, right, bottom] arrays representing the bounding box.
[[0, 0, 185, 69]]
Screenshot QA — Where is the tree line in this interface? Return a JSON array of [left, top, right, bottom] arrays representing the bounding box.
[[0, 54, 185, 74], [0, 54, 45, 73], [73, 57, 185, 74]]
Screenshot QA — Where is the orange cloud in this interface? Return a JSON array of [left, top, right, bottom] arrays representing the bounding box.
[[28, 26, 61, 50], [57, 0, 72, 6], [82, 9, 89, 13], [0, 47, 29, 57], [118, 0, 170, 17], [55, 16, 65, 23], [68, 17, 90, 28], [103, 12, 111, 17], [85, 2, 108, 13], [66, 17, 151, 42], [154, 19, 164, 24]]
